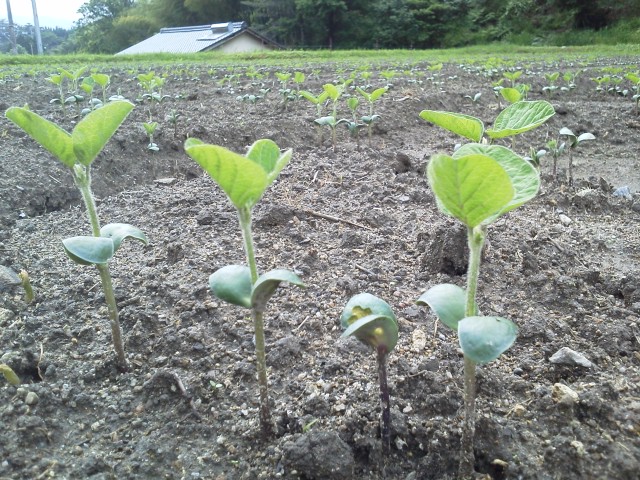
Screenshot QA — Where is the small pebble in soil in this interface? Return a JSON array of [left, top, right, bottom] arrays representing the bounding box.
[[549, 347, 594, 368], [25, 392, 39, 406], [552, 383, 579, 407]]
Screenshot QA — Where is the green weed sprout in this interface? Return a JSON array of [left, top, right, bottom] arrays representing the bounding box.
[[184, 138, 304, 438], [0, 364, 20, 385], [5, 101, 147, 371], [341, 293, 398, 454], [356, 86, 387, 141], [418, 143, 539, 478]]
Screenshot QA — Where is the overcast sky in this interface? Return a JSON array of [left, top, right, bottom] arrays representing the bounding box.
[[2, 0, 85, 29]]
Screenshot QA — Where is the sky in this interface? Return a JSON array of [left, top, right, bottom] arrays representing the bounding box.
[[2, 0, 85, 29]]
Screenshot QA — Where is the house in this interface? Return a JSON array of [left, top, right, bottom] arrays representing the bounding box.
[[116, 21, 279, 55]]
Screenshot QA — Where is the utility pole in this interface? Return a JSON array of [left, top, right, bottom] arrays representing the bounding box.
[[5, 0, 17, 54], [30, 0, 43, 54]]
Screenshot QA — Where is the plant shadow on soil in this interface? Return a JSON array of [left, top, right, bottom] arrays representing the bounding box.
[[1, 58, 639, 479]]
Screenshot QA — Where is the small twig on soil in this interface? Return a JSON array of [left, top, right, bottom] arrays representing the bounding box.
[[546, 236, 565, 253], [37, 342, 44, 381], [143, 370, 202, 421], [302, 209, 372, 230], [354, 263, 376, 276], [34, 460, 58, 480], [293, 315, 310, 332]]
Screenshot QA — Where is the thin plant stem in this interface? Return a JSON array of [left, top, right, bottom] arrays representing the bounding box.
[[237, 207, 273, 438], [74, 167, 127, 371], [377, 345, 391, 454], [458, 225, 486, 478]]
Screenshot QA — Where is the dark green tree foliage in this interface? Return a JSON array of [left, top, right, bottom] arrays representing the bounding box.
[[51, 0, 640, 53]]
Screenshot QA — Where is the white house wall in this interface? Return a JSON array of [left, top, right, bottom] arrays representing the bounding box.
[[215, 33, 273, 53]]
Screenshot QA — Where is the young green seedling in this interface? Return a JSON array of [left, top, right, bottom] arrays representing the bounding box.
[[343, 97, 364, 144], [299, 89, 329, 145], [143, 121, 159, 152], [559, 127, 596, 184], [420, 99, 555, 149], [47, 73, 69, 117], [184, 138, 304, 438], [503, 70, 522, 87], [5, 101, 147, 371], [0, 265, 33, 303], [0, 364, 20, 385], [341, 293, 398, 454], [91, 73, 110, 104], [624, 72, 640, 113], [418, 143, 539, 478], [543, 72, 560, 97], [357, 86, 387, 142]]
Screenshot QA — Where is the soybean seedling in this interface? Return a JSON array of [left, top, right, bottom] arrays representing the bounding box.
[[543, 72, 560, 97], [418, 142, 540, 478], [420, 99, 555, 150], [184, 138, 304, 438], [5, 101, 147, 371], [343, 97, 364, 144], [0, 265, 34, 303], [552, 127, 596, 184], [356, 86, 387, 142], [315, 83, 348, 151], [299, 89, 329, 145], [624, 72, 640, 113], [341, 293, 398, 454]]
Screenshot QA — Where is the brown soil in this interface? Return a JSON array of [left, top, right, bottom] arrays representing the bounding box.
[[1, 57, 639, 480]]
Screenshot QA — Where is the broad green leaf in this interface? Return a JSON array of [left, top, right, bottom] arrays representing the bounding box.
[[251, 269, 304, 312], [91, 73, 110, 87], [427, 154, 514, 228], [419, 110, 484, 142], [72, 100, 134, 166], [500, 87, 522, 103], [209, 265, 252, 308], [246, 139, 292, 186], [340, 292, 397, 329], [100, 223, 148, 253], [62, 236, 114, 265], [454, 143, 539, 220], [323, 83, 340, 101], [458, 316, 518, 364], [417, 283, 467, 330], [298, 90, 321, 103], [486, 100, 555, 139], [5, 107, 75, 168], [184, 141, 268, 210], [341, 313, 399, 352], [369, 87, 388, 102]]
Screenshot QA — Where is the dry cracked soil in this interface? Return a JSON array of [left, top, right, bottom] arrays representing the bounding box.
[[0, 54, 639, 480]]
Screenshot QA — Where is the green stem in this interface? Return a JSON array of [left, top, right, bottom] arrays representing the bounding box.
[[458, 225, 486, 479], [96, 263, 127, 370], [377, 346, 391, 454], [74, 167, 127, 371], [237, 207, 273, 438]]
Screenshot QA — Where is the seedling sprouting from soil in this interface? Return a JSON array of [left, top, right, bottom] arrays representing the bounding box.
[[0, 265, 33, 303], [543, 72, 560, 97], [418, 143, 539, 477], [5, 101, 147, 371], [341, 293, 398, 454], [357, 86, 387, 141], [184, 138, 304, 438], [299, 89, 329, 144], [544, 128, 595, 183], [0, 364, 20, 385], [143, 121, 159, 152]]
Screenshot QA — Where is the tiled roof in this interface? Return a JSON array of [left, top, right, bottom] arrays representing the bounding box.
[[117, 21, 248, 55]]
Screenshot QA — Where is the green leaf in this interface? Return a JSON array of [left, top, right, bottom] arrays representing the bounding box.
[[246, 139, 292, 187], [298, 90, 321, 104], [251, 269, 304, 312], [500, 87, 522, 103], [453, 143, 539, 221], [458, 316, 518, 364], [0, 364, 20, 385], [100, 223, 148, 253], [184, 141, 268, 210], [91, 73, 110, 88], [5, 107, 75, 168], [486, 100, 555, 139], [72, 100, 134, 166], [209, 265, 252, 308], [419, 110, 484, 142], [427, 153, 514, 228], [62, 236, 114, 265], [340, 293, 397, 329], [315, 116, 337, 127], [369, 87, 388, 102], [416, 283, 467, 330], [323, 83, 340, 101], [341, 314, 399, 352]]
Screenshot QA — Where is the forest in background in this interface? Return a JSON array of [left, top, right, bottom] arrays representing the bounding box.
[[1, 0, 640, 55]]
